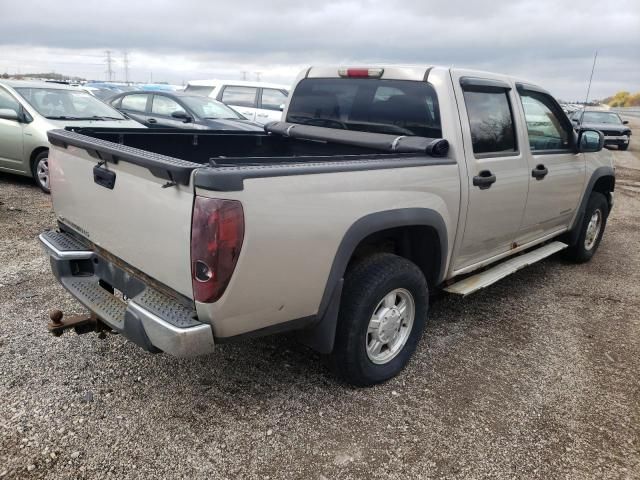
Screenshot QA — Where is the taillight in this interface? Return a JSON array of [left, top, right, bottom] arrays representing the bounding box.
[[338, 67, 384, 78], [190, 197, 244, 303]]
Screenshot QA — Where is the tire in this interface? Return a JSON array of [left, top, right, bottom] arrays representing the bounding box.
[[31, 150, 50, 193], [619, 143, 629, 151], [330, 253, 429, 386], [565, 192, 608, 263]]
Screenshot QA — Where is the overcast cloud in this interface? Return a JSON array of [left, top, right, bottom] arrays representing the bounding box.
[[1, 0, 638, 99]]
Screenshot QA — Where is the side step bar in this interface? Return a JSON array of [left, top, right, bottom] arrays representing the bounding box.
[[444, 241, 568, 296]]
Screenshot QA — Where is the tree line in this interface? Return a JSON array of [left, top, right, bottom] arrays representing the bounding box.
[[602, 91, 640, 107]]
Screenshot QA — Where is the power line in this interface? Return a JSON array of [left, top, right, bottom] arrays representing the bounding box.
[[105, 50, 114, 81], [123, 51, 130, 84]]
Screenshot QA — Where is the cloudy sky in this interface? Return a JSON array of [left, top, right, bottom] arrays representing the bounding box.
[[1, 0, 638, 100]]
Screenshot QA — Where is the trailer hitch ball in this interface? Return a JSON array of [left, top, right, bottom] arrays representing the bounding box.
[[49, 309, 64, 324]]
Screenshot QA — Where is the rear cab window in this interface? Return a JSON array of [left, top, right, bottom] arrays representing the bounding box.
[[286, 78, 442, 138]]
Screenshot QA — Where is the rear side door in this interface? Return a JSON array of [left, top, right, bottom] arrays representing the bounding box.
[[116, 93, 152, 126], [218, 85, 258, 121], [452, 74, 530, 270], [514, 84, 585, 243], [256, 88, 287, 124]]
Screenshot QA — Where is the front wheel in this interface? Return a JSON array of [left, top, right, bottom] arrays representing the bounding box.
[[31, 150, 50, 193], [330, 253, 429, 386], [565, 192, 609, 263]]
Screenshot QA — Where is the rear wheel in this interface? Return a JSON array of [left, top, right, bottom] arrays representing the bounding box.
[[31, 150, 50, 193], [330, 253, 428, 386], [565, 192, 608, 263]]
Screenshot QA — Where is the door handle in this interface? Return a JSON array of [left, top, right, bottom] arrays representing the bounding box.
[[473, 170, 497, 189], [147, 118, 157, 124], [531, 164, 548, 180], [257, 113, 268, 117]]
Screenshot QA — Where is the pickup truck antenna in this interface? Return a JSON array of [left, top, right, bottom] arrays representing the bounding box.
[[580, 51, 598, 124]]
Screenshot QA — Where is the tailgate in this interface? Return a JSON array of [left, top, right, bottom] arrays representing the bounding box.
[[48, 129, 199, 299]]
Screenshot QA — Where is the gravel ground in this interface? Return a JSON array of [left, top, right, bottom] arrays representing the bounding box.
[[1, 122, 639, 480]]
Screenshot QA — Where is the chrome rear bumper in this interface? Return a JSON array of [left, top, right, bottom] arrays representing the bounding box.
[[39, 230, 214, 357]]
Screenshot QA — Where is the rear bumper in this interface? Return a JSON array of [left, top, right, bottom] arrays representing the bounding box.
[[39, 230, 214, 357]]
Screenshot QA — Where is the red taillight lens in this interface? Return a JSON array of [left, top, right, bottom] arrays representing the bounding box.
[[190, 197, 244, 303]]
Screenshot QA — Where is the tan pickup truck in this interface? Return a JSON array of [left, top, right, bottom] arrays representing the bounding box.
[[39, 66, 615, 386]]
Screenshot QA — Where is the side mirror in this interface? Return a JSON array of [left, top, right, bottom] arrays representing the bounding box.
[[571, 118, 580, 125], [0, 108, 19, 121], [578, 129, 604, 153], [171, 110, 192, 122], [622, 120, 629, 125], [278, 104, 285, 112]]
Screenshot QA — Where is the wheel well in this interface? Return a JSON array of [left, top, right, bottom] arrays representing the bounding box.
[[29, 146, 49, 171], [592, 175, 615, 208], [347, 226, 441, 287]]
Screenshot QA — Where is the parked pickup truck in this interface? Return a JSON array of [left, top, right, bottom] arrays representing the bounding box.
[[39, 66, 614, 386]]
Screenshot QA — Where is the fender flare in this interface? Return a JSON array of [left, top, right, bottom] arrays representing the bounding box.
[[297, 208, 448, 353], [569, 166, 615, 245]]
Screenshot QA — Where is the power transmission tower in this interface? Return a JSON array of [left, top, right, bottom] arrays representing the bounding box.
[[105, 50, 114, 82], [123, 51, 130, 84], [241, 71, 248, 81], [254, 71, 261, 81]]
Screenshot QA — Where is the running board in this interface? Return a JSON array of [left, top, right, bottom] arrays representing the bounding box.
[[444, 241, 568, 296]]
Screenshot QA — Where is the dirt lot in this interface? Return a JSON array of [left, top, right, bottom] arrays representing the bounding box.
[[1, 122, 639, 480]]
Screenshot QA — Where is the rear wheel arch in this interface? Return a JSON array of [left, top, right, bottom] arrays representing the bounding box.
[[297, 208, 448, 354]]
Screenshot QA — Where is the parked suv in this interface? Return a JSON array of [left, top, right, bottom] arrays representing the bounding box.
[[184, 80, 289, 125], [571, 109, 631, 150], [0, 80, 144, 192]]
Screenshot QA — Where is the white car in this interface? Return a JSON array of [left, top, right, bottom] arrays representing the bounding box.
[[184, 80, 289, 125]]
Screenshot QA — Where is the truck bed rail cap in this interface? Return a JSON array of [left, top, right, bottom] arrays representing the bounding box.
[[47, 129, 200, 186]]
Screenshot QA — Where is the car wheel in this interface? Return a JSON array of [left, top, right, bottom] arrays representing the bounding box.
[[619, 143, 629, 151], [330, 253, 428, 386], [31, 150, 51, 193], [565, 192, 608, 263]]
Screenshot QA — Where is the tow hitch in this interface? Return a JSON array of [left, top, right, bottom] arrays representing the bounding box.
[[48, 310, 112, 338]]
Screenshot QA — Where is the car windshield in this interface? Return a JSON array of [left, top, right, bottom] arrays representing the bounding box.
[[580, 112, 622, 125], [14, 87, 126, 120], [180, 96, 243, 119], [286, 78, 442, 137]]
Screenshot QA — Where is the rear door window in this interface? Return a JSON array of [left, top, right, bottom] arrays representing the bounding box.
[[120, 94, 149, 113], [286, 78, 442, 138], [462, 89, 517, 155], [261, 88, 288, 110], [221, 86, 258, 108]]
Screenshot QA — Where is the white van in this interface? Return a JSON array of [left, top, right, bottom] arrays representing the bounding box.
[[184, 80, 289, 125]]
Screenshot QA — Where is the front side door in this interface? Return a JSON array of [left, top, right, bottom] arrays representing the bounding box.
[[256, 88, 287, 124], [218, 85, 258, 121], [514, 86, 585, 244], [0, 87, 25, 171], [452, 75, 530, 270]]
